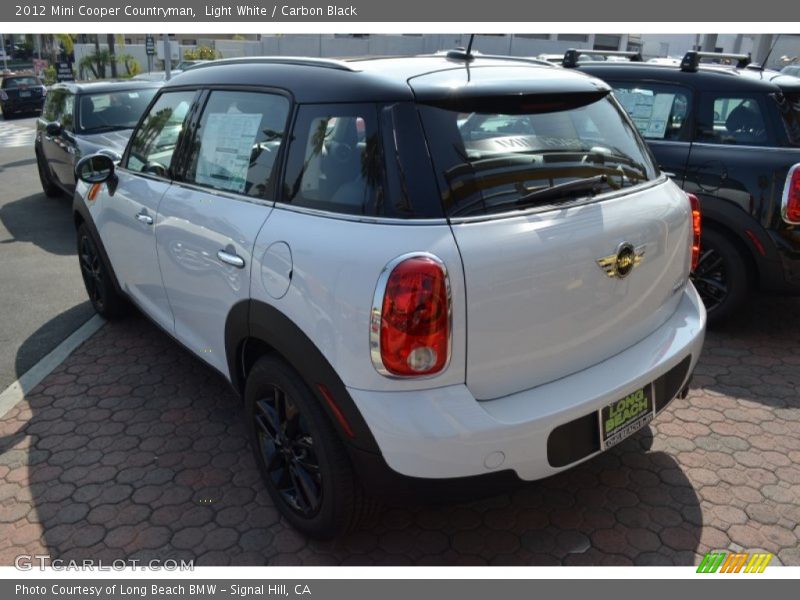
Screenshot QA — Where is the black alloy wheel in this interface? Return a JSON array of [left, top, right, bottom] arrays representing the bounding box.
[[254, 384, 323, 517], [690, 228, 749, 325], [76, 224, 126, 319], [79, 231, 106, 313], [245, 355, 373, 539]]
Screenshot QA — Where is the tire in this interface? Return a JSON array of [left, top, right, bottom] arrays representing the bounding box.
[[36, 152, 62, 197], [76, 223, 127, 320], [691, 227, 750, 325], [244, 355, 372, 539]]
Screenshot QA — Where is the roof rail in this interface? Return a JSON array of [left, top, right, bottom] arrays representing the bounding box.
[[184, 56, 359, 72], [680, 51, 751, 72], [562, 48, 643, 68]]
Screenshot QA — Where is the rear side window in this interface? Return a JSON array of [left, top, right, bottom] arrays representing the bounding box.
[[611, 83, 690, 140], [696, 94, 770, 146], [2, 77, 40, 88], [281, 104, 385, 216], [184, 90, 290, 198], [418, 94, 659, 217], [125, 90, 196, 177], [774, 92, 800, 146]]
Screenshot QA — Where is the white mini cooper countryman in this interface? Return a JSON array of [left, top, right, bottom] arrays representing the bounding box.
[[72, 53, 706, 538]]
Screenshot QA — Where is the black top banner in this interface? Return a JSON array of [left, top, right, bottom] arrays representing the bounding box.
[[1, 0, 793, 22]]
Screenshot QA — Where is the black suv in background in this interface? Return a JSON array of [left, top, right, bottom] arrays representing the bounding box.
[[1, 74, 47, 118], [574, 50, 800, 323]]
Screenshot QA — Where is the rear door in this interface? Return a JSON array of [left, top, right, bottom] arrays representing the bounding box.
[[155, 89, 291, 375], [416, 89, 693, 400], [93, 89, 198, 331], [607, 80, 694, 186]]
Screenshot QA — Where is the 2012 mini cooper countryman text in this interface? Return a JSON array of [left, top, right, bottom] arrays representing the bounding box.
[[72, 53, 707, 538]]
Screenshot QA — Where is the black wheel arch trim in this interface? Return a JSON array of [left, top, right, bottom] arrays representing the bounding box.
[[225, 299, 380, 454], [72, 194, 125, 298], [694, 193, 789, 291]]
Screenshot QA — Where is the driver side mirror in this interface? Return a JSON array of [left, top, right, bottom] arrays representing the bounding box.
[[75, 153, 115, 184], [45, 121, 62, 136]]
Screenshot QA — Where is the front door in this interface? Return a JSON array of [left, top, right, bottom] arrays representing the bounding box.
[[92, 89, 198, 332]]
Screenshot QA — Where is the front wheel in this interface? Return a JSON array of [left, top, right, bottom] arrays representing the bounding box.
[[244, 355, 372, 539], [691, 228, 750, 325], [76, 224, 127, 319]]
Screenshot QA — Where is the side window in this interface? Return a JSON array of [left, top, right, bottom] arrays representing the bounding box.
[[125, 90, 196, 177], [696, 94, 770, 146], [612, 83, 691, 141], [43, 89, 64, 122], [60, 94, 75, 131], [184, 90, 290, 198], [281, 104, 383, 216]]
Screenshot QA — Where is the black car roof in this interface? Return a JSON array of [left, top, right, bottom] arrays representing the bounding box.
[[576, 62, 800, 94], [166, 54, 609, 103], [48, 80, 163, 94]]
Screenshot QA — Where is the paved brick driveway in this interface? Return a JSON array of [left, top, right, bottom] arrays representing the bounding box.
[[1, 294, 798, 566]]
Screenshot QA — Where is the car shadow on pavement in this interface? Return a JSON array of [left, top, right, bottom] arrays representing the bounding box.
[[698, 293, 800, 410], [13, 301, 95, 380], [0, 192, 74, 256], [0, 311, 706, 566]]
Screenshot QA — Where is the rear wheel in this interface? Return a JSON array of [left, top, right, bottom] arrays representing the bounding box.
[[245, 355, 371, 539], [76, 224, 127, 319], [691, 228, 750, 325], [36, 152, 61, 197]]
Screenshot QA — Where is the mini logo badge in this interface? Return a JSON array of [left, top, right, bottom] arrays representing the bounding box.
[[596, 242, 645, 279]]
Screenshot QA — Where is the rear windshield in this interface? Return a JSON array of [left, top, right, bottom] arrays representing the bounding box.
[[775, 93, 800, 146], [2, 77, 40, 88], [419, 95, 659, 217], [77, 88, 158, 133]]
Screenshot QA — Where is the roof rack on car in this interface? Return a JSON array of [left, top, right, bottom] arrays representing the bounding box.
[[680, 51, 751, 72], [185, 56, 359, 72], [562, 49, 643, 68]]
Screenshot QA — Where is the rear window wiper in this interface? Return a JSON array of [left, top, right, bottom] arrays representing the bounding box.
[[514, 174, 608, 206]]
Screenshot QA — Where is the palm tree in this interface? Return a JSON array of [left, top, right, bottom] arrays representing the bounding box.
[[107, 34, 117, 78]]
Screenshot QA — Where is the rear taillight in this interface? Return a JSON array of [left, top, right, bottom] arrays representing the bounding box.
[[370, 253, 451, 377], [687, 193, 701, 271], [782, 164, 800, 225]]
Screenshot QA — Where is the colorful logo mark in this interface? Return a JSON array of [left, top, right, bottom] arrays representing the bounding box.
[[697, 551, 772, 573]]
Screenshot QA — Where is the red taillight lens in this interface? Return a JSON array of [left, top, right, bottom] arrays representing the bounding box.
[[376, 255, 450, 376], [688, 193, 701, 271], [784, 166, 800, 224]]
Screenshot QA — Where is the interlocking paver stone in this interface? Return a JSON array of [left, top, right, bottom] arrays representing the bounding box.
[[1, 294, 799, 564]]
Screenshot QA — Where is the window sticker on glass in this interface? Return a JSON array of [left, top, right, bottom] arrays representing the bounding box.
[[195, 113, 262, 194], [615, 88, 676, 139]]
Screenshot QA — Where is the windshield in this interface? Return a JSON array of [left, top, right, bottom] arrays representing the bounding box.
[[418, 95, 659, 217], [775, 92, 800, 146], [78, 88, 158, 133]]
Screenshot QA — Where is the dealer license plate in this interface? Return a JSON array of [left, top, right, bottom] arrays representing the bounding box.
[[599, 385, 654, 450]]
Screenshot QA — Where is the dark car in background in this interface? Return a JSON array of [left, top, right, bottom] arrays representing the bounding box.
[[1, 74, 47, 118], [573, 50, 800, 323], [35, 80, 162, 197]]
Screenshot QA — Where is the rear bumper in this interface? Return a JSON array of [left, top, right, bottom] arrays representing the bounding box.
[[1, 98, 44, 113], [347, 283, 706, 481]]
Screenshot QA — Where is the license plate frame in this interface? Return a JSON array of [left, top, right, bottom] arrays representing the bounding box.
[[598, 384, 655, 450]]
